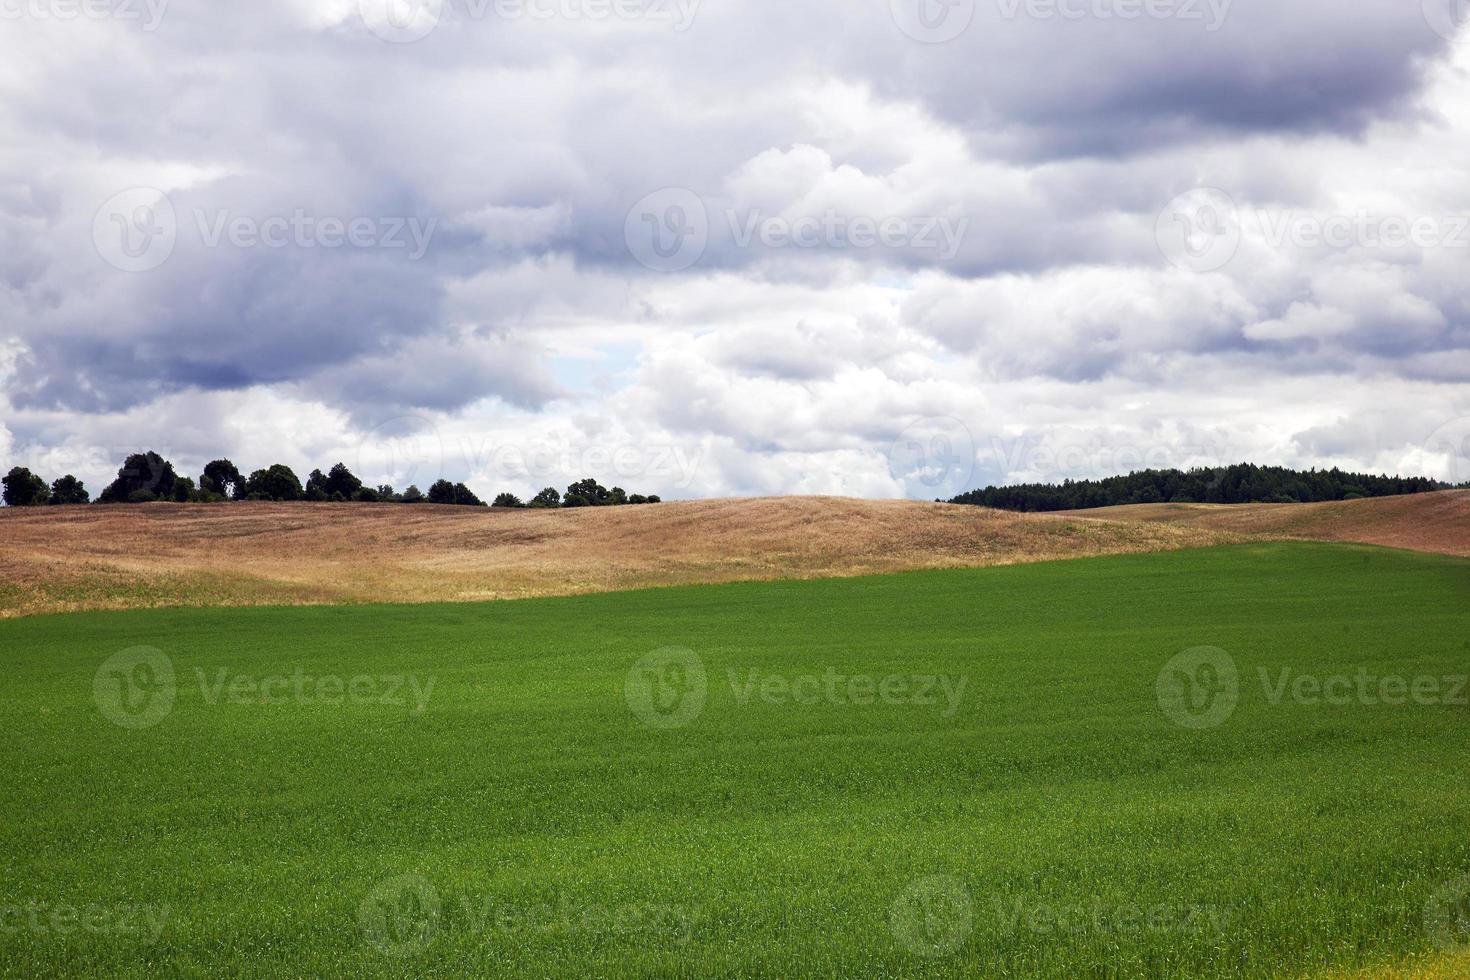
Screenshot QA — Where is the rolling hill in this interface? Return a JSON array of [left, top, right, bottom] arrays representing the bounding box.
[[0, 496, 1239, 618], [1069, 489, 1470, 556], [1, 490, 1465, 618]]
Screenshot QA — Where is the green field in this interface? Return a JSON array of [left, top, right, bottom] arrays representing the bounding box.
[[2, 543, 1468, 977]]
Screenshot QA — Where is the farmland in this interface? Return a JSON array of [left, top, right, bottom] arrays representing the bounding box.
[[1, 490, 1465, 620], [1, 542, 1467, 976], [0, 496, 1238, 618], [1071, 490, 1470, 558]]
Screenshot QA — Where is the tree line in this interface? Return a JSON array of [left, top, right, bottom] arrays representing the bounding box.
[[949, 463, 1451, 512], [2, 452, 661, 509]]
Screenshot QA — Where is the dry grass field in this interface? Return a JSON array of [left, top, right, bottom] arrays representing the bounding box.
[[1073, 489, 1470, 556], [2, 490, 1465, 619], [0, 496, 1238, 618]]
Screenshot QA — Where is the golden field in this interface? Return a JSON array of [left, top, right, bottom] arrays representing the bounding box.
[[1, 490, 1464, 618], [0, 496, 1235, 618], [1071, 489, 1470, 556]]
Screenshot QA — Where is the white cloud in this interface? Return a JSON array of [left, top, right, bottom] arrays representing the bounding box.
[[0, 1, 1468, 499]]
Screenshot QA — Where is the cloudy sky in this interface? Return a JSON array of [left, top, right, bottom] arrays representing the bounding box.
[[4, 0, 1470, 501]]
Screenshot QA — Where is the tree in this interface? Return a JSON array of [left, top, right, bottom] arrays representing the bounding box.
[[529, 487, 561, 508], [355, 487, 380, 503], [493, 492, 525, 508], [172, 476, 196, 503], [200, 459, 243, 499], [324, 463, 362, 500], [2, 467, 48, 506], [243, 464, 304, 501], [401, 484, 424, 504], [609, 486, 628, 505], [242, 471, 269, 500], [305, 469, 328, 498], [428, 480, 485, 506], [948, 463, 1445, 513], [99, 452, 178, 504], [48, 474, 90, 505], [562, 478, 610, 508]]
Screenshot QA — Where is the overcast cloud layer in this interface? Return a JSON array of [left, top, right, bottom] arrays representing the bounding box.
[[4, 0, 1470, 500]]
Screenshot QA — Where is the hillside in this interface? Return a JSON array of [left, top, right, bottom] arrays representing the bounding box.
[[0, 497, 1234, 618], [4, 491, 1465, 619], [1070, 489, 1470, 557]]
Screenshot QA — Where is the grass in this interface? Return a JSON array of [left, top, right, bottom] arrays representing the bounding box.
[[0, 498, 1236, 617], [1079, 489, 1470, 558], [0, 542, 1467, 976]]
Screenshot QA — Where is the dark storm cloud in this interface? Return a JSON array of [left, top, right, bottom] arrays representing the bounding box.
[[0, 0, 1466, 489], [4, 155, 565, 416], [303, 331, 562, 427], [11, 200, 449, 412], [860, 0, 1448, 158]]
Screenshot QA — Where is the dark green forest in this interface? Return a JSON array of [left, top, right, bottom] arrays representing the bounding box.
[[949, 464, 1451, 512]]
